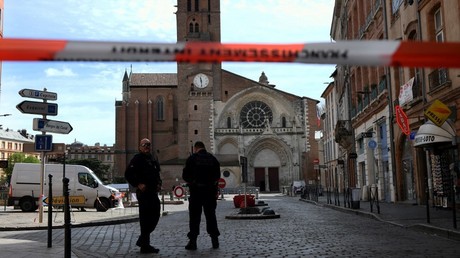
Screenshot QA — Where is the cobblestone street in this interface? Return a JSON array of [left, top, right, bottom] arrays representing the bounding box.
[[1, 194, 459, 257]]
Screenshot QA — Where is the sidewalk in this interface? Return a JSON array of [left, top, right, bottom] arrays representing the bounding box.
[[299, 193, 460, 241]]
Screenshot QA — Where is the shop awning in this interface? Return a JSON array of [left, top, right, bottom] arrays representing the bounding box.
[[414, 120, 456, 147]]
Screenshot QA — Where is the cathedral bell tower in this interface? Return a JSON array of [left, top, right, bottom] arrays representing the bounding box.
[[176, 0, 222, 158]]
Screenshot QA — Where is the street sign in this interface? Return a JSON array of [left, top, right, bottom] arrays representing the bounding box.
[[33, 118, 73, 134], [395, 105, 410, 135], [313, 158, 320, 164], [16, 101, 58, 116], [35, 135, 53, 151], [218, 178, 226, 189], [19, 88, 57, 101], [424, 99, 451, 127], [43, 196, 86, 205], [23, 142, 65, 154], [368, 140, 377, 149]]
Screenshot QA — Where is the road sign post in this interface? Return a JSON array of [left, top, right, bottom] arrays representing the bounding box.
[[19, 88, 57, 101], [17, 88, 60, 224], [33, 118, 73, 134], [16, 101, 58, 116]]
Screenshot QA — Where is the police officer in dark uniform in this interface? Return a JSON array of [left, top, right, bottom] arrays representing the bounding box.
[[125, 138, 162, 254], [182, 141, 221, 250]]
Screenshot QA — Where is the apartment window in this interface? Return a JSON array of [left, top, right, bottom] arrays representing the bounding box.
[[156, 96, 164, 121], [358, 138, 364, 155], [434, 8, 443, 42]]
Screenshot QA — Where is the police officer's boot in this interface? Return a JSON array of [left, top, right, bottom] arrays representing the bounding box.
[[211, 236, 219, 249], [185, 238, 197, 250]]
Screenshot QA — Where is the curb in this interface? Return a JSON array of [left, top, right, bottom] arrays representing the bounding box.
[[0, 215, 139, 232]]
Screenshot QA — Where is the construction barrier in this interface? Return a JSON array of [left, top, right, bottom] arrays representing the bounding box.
[[0, 38, 459, 67]]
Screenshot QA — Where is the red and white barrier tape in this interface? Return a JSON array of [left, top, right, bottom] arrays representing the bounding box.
[[1, 38, 459, 67]]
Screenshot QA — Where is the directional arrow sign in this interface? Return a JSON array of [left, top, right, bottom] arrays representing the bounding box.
[[16, 101, 58, 116], [19, 89, 57, 101], [33, 118, 73, 134]]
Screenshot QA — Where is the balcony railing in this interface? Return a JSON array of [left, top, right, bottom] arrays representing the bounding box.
[[358, 0, 382, 38], [215, 127, 297, 135]]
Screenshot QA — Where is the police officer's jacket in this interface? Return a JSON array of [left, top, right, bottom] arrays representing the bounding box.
[[125, 153, 162, 193], [182, 149, 220, 192]]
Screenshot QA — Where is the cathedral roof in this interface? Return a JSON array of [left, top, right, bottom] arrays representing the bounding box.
[[129, 73, 177, 86]]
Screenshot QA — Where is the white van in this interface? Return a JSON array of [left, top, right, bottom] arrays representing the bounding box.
[[8, 163, 121, 212]]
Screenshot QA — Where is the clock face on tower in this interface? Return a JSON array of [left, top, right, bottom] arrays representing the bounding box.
[[193, 73, 209, 88]]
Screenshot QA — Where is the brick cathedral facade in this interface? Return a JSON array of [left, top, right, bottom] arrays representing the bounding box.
[[114, 0, 320, 191]]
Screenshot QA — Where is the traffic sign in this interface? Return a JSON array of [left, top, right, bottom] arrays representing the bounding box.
[[33, 118, 73, 134], [173, 186, 185, 198], [395, 105, 410, 135], [35, 135, 53, 151], [218, 178, 226, 189], [19, 88, 57, 101], [16, 101, 58, 116], [368, 140, 377, 149]]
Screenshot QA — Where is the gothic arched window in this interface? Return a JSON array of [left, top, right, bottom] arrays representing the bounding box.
[[281, 117, 287, 127], [239, 101, 273, 128], [227, 117, 232, 128]]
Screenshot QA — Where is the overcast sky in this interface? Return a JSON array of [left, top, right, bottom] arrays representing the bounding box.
[[1, 0, 335, 146]]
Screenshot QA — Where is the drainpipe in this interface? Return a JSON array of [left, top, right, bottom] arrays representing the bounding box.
[[382, 0, 398, 202]]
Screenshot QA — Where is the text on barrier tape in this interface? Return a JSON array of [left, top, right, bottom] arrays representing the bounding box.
[[0, 38, 459, 68]]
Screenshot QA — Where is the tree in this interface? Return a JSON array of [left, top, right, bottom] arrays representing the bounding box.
[[65, 158, 110, 183], [3, 153, 40, 184]]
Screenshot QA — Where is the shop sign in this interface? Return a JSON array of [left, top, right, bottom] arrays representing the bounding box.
[[414, 135, 436, 145], [424, 99, 451, 127], [395, 105, 410, 135]]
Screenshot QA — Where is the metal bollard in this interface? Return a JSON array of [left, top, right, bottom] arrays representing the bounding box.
[[47, 174, 53, 248], [255, 189, 259, 199], [63, 177, 71, 258]]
